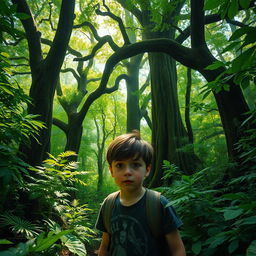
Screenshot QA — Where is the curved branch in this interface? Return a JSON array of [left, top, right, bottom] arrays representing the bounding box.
[[52, 117, 68, 133], [74, 21, 119, 56], [105, 74, 129, 93], [11, 0, 42, 73], [116, 0, 142, 23], [38, 2, 56, 31], [76, 73, 128, 123], [96, 4, 130, 45], [225, 18, 247, 27], [44, 0, 75, 76], [61, 68, 80, 82], [75, 38, 196, 68]]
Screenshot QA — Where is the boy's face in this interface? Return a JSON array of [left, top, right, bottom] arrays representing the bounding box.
[[109, 157, 151, 192]]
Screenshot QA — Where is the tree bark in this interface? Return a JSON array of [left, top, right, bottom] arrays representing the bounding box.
[[126, 54, 144, 132], [13, 0, 75, 166]]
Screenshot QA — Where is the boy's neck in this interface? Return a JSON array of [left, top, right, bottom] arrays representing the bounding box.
[[119, 187, 146, 206]]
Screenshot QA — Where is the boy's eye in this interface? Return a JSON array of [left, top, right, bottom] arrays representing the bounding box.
[[131, 163, 141, 168], [115, 163, 123, 168]]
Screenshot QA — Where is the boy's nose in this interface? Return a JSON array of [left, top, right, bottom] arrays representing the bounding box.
[[124, 165, 132, 175]]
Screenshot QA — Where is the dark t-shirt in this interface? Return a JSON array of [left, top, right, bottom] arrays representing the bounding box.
[[95, 190, 183, 256]]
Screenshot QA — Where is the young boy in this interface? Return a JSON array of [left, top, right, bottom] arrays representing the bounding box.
[[95, 131, 186, 256]]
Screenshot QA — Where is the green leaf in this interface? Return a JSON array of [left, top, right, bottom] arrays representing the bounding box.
[[223, 84, 230, 91], [204, 0, 223, 10], [230, 27, 252, 41], [236, 216, 256, 226], [231, 47, 255, 72], [222, 41, 240, 53], [61, 234, 87, 256], [0, 239, 13, 245], [247, 240, 256, 256], [224, 208, 244, 220], [239, 0, 251, 9], [33, 230, 72, 252], [205, 61, 225, 70], [16, 12, 30, 20], [228, 0, 239, 19], [209, 236, 226, 249], [192, 241, 202, 255], [229, 239, 239, 254], [241, 76, 251, 89]]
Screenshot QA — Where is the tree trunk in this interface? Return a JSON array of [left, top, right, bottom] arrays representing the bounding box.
[[15, 0, 75, 166], [126, 55, 143, 132], [148, 53, 198, 187]]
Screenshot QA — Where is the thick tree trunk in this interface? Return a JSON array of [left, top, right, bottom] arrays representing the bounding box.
[[148, 53, 198, 187], [126, 55, 143, 132], [64, 118, 83, 155], [16, 0, 75, 166]]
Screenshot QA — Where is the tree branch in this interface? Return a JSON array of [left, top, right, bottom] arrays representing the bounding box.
[[190, 0, 206, 48], [11, 0, 42, 73], [44, 0, 75, 78], [52, 117, 68, 133], [96, 2, 130, 45], [61, 68, 80, 82]]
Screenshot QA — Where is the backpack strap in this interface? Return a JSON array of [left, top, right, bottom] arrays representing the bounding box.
[[102, 191, 119, 234], [146, 189, 162, 238], [102, 189, 162, 238]]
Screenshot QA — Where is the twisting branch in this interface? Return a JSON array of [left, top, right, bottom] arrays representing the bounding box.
[[38, 1, 56, 31], [225, 18, 247, 27], [73, 21, 119, 61], [12, 71, 31, 76], [96, 1, 131, 45], [105, 74, 129, 94], [61, 68, 80, 82], [52, 118, 69, 133], [140, 74, 150, 94]]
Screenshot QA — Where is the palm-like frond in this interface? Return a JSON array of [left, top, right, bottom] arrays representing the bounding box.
[[0, 213, 40, 238]]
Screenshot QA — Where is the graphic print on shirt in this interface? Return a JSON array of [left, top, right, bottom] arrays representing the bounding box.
[[111, 214, 148, 256]]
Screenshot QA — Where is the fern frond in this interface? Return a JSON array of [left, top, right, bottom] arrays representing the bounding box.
[[0, 213, 40, 238], [58, 151, 77, 159]]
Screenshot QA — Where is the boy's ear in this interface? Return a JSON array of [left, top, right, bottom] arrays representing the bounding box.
[[145, 164, 151, 177]]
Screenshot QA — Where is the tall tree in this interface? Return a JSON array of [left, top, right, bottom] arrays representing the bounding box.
[[75, 0, 254, 180], [115, 0, 200, 186], [11, 0, 75, 166]]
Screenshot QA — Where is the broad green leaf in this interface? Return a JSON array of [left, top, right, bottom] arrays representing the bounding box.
[[247, 240, 256, 256], [33, 230, 72, 252], [242, 29, 256, 47], [204, 0, 223, 10], [205, 61, 225, 70], [0, 239, 13, 245], [239, 0, 251, 9], [230, 27, 252, 41], [231, 47, 255, 72], [16, 12, 30, 20], [224, 208, 243, 220], [236, 216, 256, 225], [229, 239, 239, 254], [61, 234, 87, 256], [222, 192, 246, 200], [241, 76, 251, 89], [223, 84, 230, 91], [228, 0, 239, 19], [222, 41, 240, 53], [192, 241, 202, 255], [209, 236, 226, 248]]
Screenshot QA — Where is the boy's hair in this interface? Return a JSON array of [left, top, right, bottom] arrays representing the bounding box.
[[106, 130, 153, 167]]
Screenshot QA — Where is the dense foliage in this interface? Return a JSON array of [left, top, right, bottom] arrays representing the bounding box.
[[0, 0, 255, 255]]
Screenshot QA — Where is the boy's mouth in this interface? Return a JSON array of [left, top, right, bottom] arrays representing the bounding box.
[[123, 180, 133, 184]]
